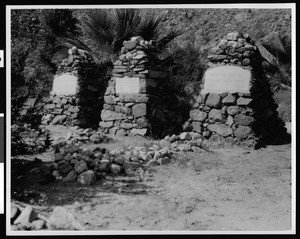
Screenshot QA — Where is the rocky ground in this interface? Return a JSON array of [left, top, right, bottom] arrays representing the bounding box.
[[10, 124, 292, 232]]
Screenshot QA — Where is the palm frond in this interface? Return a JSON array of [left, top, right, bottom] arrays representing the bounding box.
[[137, 14, 162, 40], [154, 30, 182, 59]]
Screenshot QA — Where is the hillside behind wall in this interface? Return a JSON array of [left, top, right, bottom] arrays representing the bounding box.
[[187, 32, 289, 148]]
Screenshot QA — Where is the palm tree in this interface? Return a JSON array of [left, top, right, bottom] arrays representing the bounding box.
[[48, 9, 181, 63]]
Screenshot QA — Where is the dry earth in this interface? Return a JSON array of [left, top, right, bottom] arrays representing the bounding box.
[[10, 124, 292, 232]]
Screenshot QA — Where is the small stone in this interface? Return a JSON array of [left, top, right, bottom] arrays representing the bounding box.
[[52, 115, 67, 125], [169, 134, 180, 142], [48, 206, 84, 230], [192, 122, 202, 133], [132, 103, 147, 118], [90, 134, 102, 143], [14, 206, 37, 226], [62, 170, 77, 182], [114, 156, 125, 165], [11, 205, 21, 224], [209, 109, 223, 123], [226, 115, 234, 127], [242, 58, 251, 66], [179, 132, 191, 140], [30, 219, 45, 230], [54, 153, 64, 161], [164, 135, 170, 141], [205, 93, 222, 108], [190, 109, 207, 122], [234, 125, 252, 139], [124, 40, 138, 50], [81, 149, 92, 156], [130, 128, 148, 136], [234, 114, 255, 126], [74, 160, 88, 174], [195, 138, 203, 147], [99, 160, 110, 171], [237, 97, 253, 106], [59, 163, 73, 176], [227, 106, 241, 116], [111, 164, 122, 174], [52, 170, 61, 180], [222, 94, 237, 105], [157, 157, 171, 165], [207, 124, 233, 137], [203, 131, 211, 138], [145, 159, 160, 167], [77, 170, 97, 185]]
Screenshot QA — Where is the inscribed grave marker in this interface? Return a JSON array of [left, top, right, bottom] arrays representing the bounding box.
[[51, 74, 79, 95], [202, 66, 251, 93], [116, 77, 139, 94]]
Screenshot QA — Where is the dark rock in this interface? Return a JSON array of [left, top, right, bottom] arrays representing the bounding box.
[[62, 170, 77, 182], [157, 157, 171, 165], [58, 163, 73, 176]]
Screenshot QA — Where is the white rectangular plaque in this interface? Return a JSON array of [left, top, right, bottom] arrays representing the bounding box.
[[202, 66, 251, 93], [116, 77, 139, 94], [51, 74, 79, 95]]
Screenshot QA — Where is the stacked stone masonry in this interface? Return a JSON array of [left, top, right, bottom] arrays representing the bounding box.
[[100, 36, 182, 137], [42, 47, 106, 127], [187, 32, 288, 148]]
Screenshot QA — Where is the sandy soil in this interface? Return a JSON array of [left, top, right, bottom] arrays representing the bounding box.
[[10, 125, 292, 232]]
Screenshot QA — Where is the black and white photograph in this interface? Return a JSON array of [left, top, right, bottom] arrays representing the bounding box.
[[6, 4, 295, 235]]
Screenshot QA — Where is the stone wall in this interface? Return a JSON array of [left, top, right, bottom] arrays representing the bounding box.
[[42, 47, 108, 128], [186, 32, 288, 148], [99, 36, 183, 138]]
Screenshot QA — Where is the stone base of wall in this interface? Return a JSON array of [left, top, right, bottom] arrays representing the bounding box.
[[187, 91, 261, 148], [42, 94, 88, 127]]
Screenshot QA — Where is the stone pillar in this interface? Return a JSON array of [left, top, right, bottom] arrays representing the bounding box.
[[42, 47, 107, 128], [99, 36, 172, 137], [187, 32, 289, 148]]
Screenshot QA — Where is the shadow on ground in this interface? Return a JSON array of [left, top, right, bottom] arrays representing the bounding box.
[[11, 158, 153, 208]]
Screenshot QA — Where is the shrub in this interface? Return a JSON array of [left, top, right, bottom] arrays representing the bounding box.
[[273, 89, 291, 122], [168, 43, 206, 107]]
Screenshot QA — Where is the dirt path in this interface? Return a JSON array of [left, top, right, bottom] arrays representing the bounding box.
[[11, 126, 292, 231]]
